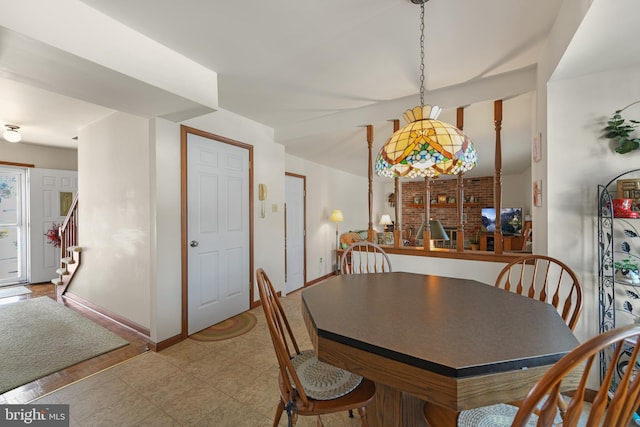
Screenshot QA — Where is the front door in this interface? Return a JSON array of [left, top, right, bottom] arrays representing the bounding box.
[[29, 168, 78, 283], [0, 167, 27, 286], [186, 130, 250, 335]]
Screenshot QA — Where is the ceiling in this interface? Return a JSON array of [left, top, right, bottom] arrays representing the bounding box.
[[0, 0, 573, 178]]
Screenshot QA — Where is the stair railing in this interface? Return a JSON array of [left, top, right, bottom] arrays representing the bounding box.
[[59, 193, 79, 255]]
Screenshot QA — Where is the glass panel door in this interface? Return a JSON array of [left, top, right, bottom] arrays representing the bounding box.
[[0, 167, 27, 285]]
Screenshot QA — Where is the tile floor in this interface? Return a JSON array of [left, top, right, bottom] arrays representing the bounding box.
[[32, 291, 366, 427]]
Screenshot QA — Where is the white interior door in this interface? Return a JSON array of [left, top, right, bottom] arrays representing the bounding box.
[[29, 168, 78, 283], [285, 174, 305, 293], [187, 133, 250, 335]]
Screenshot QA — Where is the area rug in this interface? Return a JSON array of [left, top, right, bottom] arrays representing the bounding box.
[[0, 285, 31, 299], [190, 312, 257, 341], [0, 296, 128, 394]]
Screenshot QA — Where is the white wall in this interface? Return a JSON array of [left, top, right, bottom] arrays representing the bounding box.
[[388, 254, 507, 286], [0, 141, 77, 170], [72, 107, 285, 342], [285, 154, 368, 279], [74, 111, 152, 329], [503, 167, 532, 217], [150, 118, 182, 342], [535, 0, 593, 255], [546, 63, 640, 344]]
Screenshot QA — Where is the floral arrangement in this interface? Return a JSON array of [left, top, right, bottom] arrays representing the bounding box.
[[469, 226, 481, 244], [45, 223, 61, 248]]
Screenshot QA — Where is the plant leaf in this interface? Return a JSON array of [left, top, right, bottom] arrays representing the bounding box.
[[624, 230, 638, 238], [622, 241, 631, 252]]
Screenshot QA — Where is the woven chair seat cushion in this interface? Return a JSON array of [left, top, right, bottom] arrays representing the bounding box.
[[457, 404, 539, 427], [291, 350, 363, 400], [457, 402, 587, 427]]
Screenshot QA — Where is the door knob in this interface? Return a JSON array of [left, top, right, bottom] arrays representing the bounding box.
[[190, 240, 199, 247]]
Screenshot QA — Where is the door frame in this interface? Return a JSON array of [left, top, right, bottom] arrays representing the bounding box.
[[0, 164, 29, 286], [180, 125, 254, 339], [284, 172, 307, 290]]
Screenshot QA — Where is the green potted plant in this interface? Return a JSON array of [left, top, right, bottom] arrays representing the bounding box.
[[469, 226, 481, 250], [604, 100, 640, 154], [615, 256, 640, 284]]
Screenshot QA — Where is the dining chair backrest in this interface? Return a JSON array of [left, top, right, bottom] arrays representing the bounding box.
[[256, 268, 376, 427], [256, 268, 310, 405], [511, 324, 640, 427], [340, 241, 392, 275], [495, 255, 583, 330]]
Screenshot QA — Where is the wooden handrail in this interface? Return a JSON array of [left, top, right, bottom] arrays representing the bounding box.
[[60, 193, 79, 259]]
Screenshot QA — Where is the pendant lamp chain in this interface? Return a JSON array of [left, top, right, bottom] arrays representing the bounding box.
[[419, 1, 425, 108]]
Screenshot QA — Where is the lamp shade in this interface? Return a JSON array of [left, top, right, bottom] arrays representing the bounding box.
[[379, 214, 393, 225], [330, 209, 344, 223], [429, 220, 449, 241], [375, 105, 477, 179]]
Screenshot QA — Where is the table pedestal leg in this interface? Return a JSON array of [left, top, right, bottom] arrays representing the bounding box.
[[371, 382, 402, 427], [370, 382, 431, 427], [423, 401, 458, 427]]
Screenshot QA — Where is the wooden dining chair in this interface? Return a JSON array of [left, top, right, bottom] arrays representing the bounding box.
[[431, 255, 584, 426], [494, 254, 583, 331], [340, 241, 392, 275], [255, 268, 375, 427], [510, 324, 640, 427]]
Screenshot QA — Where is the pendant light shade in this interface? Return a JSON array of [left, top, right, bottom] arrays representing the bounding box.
[[375, 1, 477, 179], [375, 105, 477, 178]]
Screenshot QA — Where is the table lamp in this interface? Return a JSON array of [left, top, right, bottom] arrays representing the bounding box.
[[379, 214, 393, 232], [330, 210, 344, 274], [429, 220, 449, 249]]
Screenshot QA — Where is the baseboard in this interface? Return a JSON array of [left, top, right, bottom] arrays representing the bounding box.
[[150, 334, 182, 352], [306, 272, 336, 287], [63, 292, 151, 338]]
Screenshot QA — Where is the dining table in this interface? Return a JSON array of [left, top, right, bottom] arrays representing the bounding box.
[[301, 272, 580, 427]]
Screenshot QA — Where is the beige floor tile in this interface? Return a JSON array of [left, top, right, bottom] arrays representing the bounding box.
[[110, 352, 181, 389], [129, 409, 182, 427], [179, 351, 235, 382], [63, 377, 138, 422], [199, 359, 257, 396], [157, 338, 217, 368], [232, 369, 280, 417], [27, 290, 377, 427], [194, 397, 269, 427], [77, 393, 158, 427], [158, 382, 231, 425]]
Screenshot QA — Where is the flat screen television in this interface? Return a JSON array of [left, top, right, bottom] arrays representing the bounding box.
[[481, 207, 523, 235]]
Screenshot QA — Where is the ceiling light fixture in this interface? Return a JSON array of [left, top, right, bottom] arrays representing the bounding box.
[[3, 125, 22, 143], [375, 0, 477, 179]]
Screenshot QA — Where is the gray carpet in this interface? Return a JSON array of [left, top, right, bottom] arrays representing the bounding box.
[[0, 296, 128, 394]]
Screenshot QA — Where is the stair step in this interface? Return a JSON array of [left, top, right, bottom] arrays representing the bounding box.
[[51, 278, 63, 286], [56, 267, 68, 276], [68, 246, 82, 253], [62, 257, 75, 265]]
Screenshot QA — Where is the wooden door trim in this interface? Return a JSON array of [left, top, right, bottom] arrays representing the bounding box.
[[180, 125, 254, 339], [285, 172, 307, 288]]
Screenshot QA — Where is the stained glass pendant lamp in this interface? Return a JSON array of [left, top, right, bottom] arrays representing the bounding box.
[[375, 0, 477, 179]]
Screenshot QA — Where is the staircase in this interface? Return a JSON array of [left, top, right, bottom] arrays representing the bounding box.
[[51, 194, 81, 299]]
